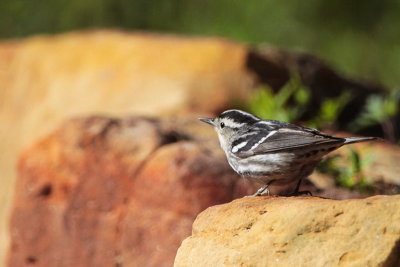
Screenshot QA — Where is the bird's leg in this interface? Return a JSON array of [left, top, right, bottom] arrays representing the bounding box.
[[246, 180, 274, 197], [287, 178, 312, 196], [294, 178, 302, 193], [252, 184, 270, 197]]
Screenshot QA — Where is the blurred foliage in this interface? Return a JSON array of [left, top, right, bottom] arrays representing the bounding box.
[[248, 75, 310, 122], [1, 0, 400, 87], [317, 148, 374, 191], [2, 0, 399, 141], [248, 76, 387, 192], [308, 92, 352, 129], [249, 75, 354, 131], [248, 73, 399, 143], [351, 88, 400, 141]]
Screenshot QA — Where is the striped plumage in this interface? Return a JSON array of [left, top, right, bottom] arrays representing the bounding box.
[[199, 109, 376, 196]]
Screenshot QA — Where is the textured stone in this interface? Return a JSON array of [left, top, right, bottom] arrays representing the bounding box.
[[0, 31, 266, 264], [175, 196, 400, 267], [8, 116, 252, 267], [8, 115, 400, 266], [0, 31, 393, 265]]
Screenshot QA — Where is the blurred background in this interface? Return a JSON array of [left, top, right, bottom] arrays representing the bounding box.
[[1, 1, 400, 266], [2, 0, 400, 87]]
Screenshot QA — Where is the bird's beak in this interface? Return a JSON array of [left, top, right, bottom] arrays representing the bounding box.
[[198, 117, 215, 126]]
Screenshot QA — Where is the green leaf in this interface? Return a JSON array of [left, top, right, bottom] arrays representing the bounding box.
[[248, 74, 310, 122]]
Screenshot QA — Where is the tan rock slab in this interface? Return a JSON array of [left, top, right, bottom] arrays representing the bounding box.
[[175, 195, 400, 267]]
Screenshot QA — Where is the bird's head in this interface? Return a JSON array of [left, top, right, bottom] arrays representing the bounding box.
[[199, 109, 260, 149]]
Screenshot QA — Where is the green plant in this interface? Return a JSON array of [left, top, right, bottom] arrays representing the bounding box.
[[351, 88, 400, 142], [248, 74, 354, 132], [248, 75, 310, 122], [308, 91, 352, 129], [316, 148, 375, 191]]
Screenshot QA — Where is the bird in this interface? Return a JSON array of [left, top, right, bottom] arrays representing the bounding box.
[[199, 109, 377, 196]]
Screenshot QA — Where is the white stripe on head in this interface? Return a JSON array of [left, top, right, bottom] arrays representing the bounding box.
[[250, 130, 277, 150], [220, 109, 260, 121], [219, 110, 260, 129], [222, 118, 245, 129], [231, 110, 260, 121]]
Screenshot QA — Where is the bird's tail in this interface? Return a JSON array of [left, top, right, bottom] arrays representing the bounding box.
[[344, 136, 378, 145]]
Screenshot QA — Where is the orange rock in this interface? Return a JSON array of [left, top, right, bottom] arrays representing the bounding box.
[[0, 31, 268, 263], [0, 31, 390, 265], [8, 116, 249, 267]]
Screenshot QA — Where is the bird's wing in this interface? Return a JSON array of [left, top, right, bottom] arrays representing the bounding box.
[[231, 126, 344, 158]]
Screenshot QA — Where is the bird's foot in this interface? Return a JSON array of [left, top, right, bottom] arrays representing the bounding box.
[[286, 190, 312, 197], [245, 184, 270, 198]]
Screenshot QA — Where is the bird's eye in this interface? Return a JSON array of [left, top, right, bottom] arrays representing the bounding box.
[[220, 122, 225, 128]]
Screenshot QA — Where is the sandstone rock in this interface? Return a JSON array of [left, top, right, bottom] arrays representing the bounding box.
[[8, 115, 400, 266], [8, 116, 253, 267], [0, 31, 393, 265], [175, 196, 400, 267], [0, 31, 268, 264]]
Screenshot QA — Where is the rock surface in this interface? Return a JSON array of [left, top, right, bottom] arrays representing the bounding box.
[[8, 115, 400, 266], [8, 116, 256, 267], [0, 31, 262, 263], [0, 31, 394, 265], [175, 195, 400, 267]]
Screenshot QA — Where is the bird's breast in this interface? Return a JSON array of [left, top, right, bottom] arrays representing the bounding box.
[[226, 152, 295, 176]]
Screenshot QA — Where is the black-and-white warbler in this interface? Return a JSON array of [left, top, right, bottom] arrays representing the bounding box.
[[199, 109, 376, 196]]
